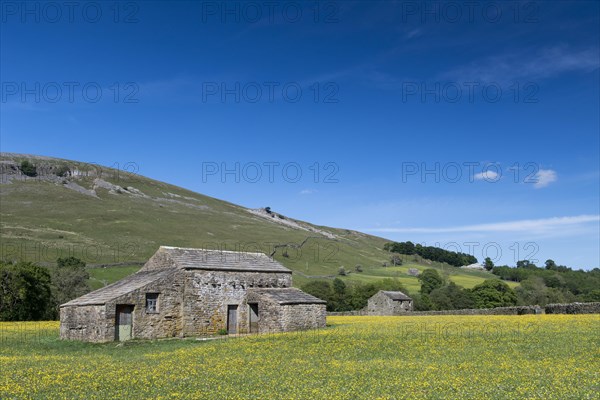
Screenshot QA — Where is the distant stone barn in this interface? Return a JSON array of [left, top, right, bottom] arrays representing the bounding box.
[[367, 290, 413, 315], [60, 246, 326, 342]]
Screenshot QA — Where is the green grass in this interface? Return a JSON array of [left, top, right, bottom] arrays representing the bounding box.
[[1, 154, 507, 293], [0, 315, 598, 399], [87, 266, 142, 290]]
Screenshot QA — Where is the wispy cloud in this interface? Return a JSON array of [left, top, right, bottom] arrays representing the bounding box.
[[365, 215, 600, 234], [442, 45, 600, 83], [533, 169, 557, 188], [300, 189, 317, 195]]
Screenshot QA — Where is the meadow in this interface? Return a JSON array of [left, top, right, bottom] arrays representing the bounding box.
[[1, 315, 598, 399]]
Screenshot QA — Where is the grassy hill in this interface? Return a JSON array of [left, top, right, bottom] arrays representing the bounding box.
[[0, 153, 511, 292]]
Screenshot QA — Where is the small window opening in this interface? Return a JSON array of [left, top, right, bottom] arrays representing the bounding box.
[[146, 293, 159, 313]]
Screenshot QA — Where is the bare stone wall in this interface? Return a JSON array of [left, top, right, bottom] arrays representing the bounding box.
[[248, 295, 283, 333], [105, 271, 185, 340], [281, 304, 326, 331], [60, 305, 107, 342], [182, 270, 292, 335], [367, 292, 413, 315], [242, 294, 326, 333]]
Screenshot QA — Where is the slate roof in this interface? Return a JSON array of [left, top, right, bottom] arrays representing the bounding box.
[[61, 269, 172, 307], [157, 246, 291, 273], [248, 288, 327, 305], [380, 290, 412, 301]]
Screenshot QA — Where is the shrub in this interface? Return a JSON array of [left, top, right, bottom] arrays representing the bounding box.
[[19, 160, 37, 177], [55, 164, 70, 177], [390, 255, 402, 266]]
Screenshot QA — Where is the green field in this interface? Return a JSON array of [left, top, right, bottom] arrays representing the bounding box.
[[1, 315, 598, 399], [1, 154, 510, 292]]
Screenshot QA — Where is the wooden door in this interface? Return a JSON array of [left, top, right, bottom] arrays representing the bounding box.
[[227, 305, 238, 334], [249, 303, 259, 333], [116, 305, 134, 341]]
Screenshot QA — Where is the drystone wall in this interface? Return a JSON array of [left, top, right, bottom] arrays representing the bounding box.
[[328, 305, 542, 317], [545, 302, 600, 314]]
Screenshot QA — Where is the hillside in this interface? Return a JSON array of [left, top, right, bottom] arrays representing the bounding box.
[[0, 153, 506, 292]]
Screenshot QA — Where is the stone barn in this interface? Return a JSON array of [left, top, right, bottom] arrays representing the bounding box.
[[60, 246, 326, 342], [367, 290, 413, 315]]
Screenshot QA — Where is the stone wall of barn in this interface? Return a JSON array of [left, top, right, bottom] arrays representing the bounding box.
[[248, 295, 283, 333], [182, 270, 292, 335], [367, 292, 413, 315], [104, 272, 185, 340], [280, 304, 327, 331], [60, 305, 108, 342], [244, 292, 326, 333]]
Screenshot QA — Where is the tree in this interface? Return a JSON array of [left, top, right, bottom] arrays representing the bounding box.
[[470, 279, 518, 308], [429, 282, 475, 310], [301, 280, 333, 306], [375, 278, 408, 293], [349, 282, 378, 310], [331, 278, 350, 311], [544, 259, 557, 270], [0, 261, 54, 321], [19, 160, 37, 177], [484, 257, 494, 271], [412, 293, 433, 311], [515, 277, 568, 306], [390, 255, 402, 266], [338, 266, 347, 276], [50, 257, 90, 315], [583, 289, 600, 302], [418, 269, 444, 295], [516, 260, 537, 269]]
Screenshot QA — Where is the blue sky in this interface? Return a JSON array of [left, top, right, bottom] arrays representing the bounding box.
[[1, 0, 599, 269]]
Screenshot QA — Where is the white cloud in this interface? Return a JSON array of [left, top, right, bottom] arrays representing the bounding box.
[[473, 170, 499, 182], [300, 189, 317, 195], [366, 215, 600, 234], [533, 169, 557, 188], [443, 45, 600, 84]]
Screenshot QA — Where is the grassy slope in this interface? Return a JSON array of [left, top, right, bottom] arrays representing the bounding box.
[[0, 154, 509, 291]]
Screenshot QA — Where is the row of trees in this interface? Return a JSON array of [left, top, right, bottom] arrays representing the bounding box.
[[413, 269, 518, 311], [383, 241, 477, 267], [0, 257, 90, 321], [492, 261, 600, 302]]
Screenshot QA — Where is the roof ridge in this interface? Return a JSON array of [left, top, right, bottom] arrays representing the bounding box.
[[159, 245, 269, 256]]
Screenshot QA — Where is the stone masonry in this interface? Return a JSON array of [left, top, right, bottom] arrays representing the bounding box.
[[367, 290, 413, 315]]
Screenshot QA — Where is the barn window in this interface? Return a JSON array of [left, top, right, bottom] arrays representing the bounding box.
[[146, 293, 159, 313]]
